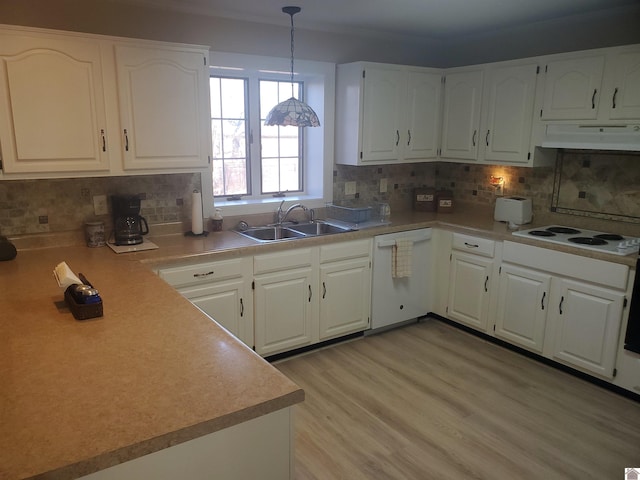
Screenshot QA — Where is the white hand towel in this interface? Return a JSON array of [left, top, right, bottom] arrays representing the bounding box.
[[392, 239, 413, 278]]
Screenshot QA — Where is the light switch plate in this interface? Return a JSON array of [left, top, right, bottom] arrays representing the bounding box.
[[345, 181, 356, 195], [380, 178, 387, 193], [93, 195, 108, 216]]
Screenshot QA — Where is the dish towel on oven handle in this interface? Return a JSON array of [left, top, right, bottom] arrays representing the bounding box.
[[392, 239, 413, 278]]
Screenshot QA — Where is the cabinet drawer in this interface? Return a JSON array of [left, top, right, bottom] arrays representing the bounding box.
[[254, 248, 315, 275], [320, 239, 371, 263], [158, 258, 246, 287], [452, 233, 495, 258]]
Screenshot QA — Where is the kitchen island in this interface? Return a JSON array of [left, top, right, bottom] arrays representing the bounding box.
[[0, 246, 303, 480]]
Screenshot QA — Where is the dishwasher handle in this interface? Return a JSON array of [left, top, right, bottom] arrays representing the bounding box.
[[376, 232, 432, 248]]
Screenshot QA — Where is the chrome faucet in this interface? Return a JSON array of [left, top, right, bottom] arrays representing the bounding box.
[[276, 201, 309, 225]]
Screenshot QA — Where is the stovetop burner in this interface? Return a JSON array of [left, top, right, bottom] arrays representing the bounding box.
[[594, 234, 624, 241], [512, 225, 640, 256], [546, 226, 581, 234], [528, 230, 556, 237], [568, 237, 608, 246]]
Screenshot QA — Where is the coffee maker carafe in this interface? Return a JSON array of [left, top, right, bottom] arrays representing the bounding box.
[[111, 195, 149, 246]]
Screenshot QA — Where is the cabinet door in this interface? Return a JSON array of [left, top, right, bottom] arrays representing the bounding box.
[[115, 45, 209, 170], [549, 279, 624, 378], [180, 279, 253, 348], [540, 56, 605, 120], [447, 252, 493, 331], [404, 71, 441, 160], [254, 267, 316, 356], [0, 33, 109, 173], [319, 257, 371, 340], [482, 64, 537, 163], [360, 66, 403, 162], [440, 69, 483, 160], [605, 48, 640, 120], [495, 264, 551, 353]]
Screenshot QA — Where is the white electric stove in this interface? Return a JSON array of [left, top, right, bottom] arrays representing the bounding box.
[[512, 225, 640, 256]]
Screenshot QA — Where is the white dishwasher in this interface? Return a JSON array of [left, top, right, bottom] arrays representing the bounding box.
[[370, 228, 433, 331]]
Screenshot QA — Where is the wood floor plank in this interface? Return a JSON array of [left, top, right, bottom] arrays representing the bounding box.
[[275, 319, 640, 480]]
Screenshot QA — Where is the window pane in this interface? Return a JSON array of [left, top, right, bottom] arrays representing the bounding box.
[[259, 79, 304, 194], [261, 157, 280, 193], [211, 76, 249, 197]]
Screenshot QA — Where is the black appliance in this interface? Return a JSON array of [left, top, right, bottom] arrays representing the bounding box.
[[111, 195, 149, 246], [624, 255, 640, 354]]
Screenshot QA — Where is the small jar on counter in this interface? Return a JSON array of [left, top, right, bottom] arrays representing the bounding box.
[[211, 208, 223, 232]]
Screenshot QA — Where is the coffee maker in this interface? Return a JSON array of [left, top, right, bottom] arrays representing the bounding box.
[[111, 195, 149, 245]]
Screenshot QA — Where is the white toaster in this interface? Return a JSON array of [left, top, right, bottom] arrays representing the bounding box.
[[494, 196, 532, 225]]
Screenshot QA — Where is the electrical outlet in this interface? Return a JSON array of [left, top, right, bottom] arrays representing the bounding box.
[[380, 178, 387, 193], [494, 184, 504, 196], [345, 181, 356, 195], [93, 195, 108, 216]]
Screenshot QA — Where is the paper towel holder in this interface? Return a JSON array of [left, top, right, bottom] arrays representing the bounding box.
[[185, 189, 209, 237]]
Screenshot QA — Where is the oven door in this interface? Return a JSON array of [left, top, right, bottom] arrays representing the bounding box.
[[624, 257, 640, 354]]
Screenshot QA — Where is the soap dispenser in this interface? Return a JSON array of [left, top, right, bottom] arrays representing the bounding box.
[[211, 208, 223, 232]]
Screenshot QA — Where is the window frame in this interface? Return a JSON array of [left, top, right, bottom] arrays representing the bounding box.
[[203, 52, 335, 218]]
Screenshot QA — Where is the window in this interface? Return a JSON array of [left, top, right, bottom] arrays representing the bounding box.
[[206, 52, 334, 217], [210, 77, 304, 198]]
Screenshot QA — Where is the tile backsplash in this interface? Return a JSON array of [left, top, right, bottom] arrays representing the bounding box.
[[1, 150, 638, 237], [0, 173, 201, 236]]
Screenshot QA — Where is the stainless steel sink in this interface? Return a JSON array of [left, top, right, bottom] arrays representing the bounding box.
[[236, 226, 307, 242], [235, 221, 352, 242], [288, 222, 351, 236]]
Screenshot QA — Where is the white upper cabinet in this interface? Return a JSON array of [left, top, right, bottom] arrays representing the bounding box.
[[115, 45, 210, 170], [482, 63, 538, 163], [0, 30, 110, 174], [441, 63, 540, 165], [539, 45, 640, 122], [540, 55, 605, 120], [440, 69, 483, 161], [335, 62, 442, 165], [0, 25, 210, 178], [603, 46, 640, 120]]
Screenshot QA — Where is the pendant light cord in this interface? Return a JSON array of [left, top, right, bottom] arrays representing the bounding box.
[[289, 10, 295, 97]]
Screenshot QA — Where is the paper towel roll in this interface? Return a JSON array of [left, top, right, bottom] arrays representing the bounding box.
[[191, 190, 203, 235]]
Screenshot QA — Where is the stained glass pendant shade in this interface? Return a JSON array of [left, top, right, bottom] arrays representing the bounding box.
[[264, 6, 320, 127]]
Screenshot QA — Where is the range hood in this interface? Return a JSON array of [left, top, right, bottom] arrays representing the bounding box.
[[541, 124, 640, 151]]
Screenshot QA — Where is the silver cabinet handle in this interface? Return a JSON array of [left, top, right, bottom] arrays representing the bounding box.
[[395, 130, 400, 146], [472, 129, 477, 146], [407, 130, 411, 146], [612, 87, 618, 109], [485, 130, 490, 146], [240, 298, 244, 317], [484, 276, 488, 292], [559, 296, 564, 314], [322, 282, 326, 299], [592, 89, 597, 109], [100, 129, 106, 152], [541, 291, 546, 310], [308, 285, 312, 302], [124, 129, 129, 151], [464, 242, 479, 248]]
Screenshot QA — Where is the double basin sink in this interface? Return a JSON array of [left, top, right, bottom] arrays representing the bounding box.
[[235, 221, 352, 242]]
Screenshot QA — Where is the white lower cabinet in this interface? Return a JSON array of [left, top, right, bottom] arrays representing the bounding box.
[[545, 279, 624, 378], [253, 248, 318, 356], [254, 239, 372, 357], [319, 239, 372, 341], [495, 263, 551, 353], [156, 257, 254, 348], [500, 241, 629, 379], [446, 233, 496, 332]]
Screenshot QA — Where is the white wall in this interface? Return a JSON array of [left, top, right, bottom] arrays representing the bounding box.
[[1, 0, 639, 67]]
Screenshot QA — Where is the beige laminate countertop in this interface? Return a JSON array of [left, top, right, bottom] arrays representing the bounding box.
[[0, 246, 303, 480], [1, 203, 638, 479]]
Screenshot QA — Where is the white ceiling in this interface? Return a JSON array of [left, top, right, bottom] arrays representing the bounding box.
[[114, 0, 639, 39]]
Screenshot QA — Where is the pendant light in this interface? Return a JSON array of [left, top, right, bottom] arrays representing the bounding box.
[[264, 6, 321, 127]]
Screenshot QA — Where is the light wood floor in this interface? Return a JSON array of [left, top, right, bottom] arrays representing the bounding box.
[[275, 319, 640, 480]]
